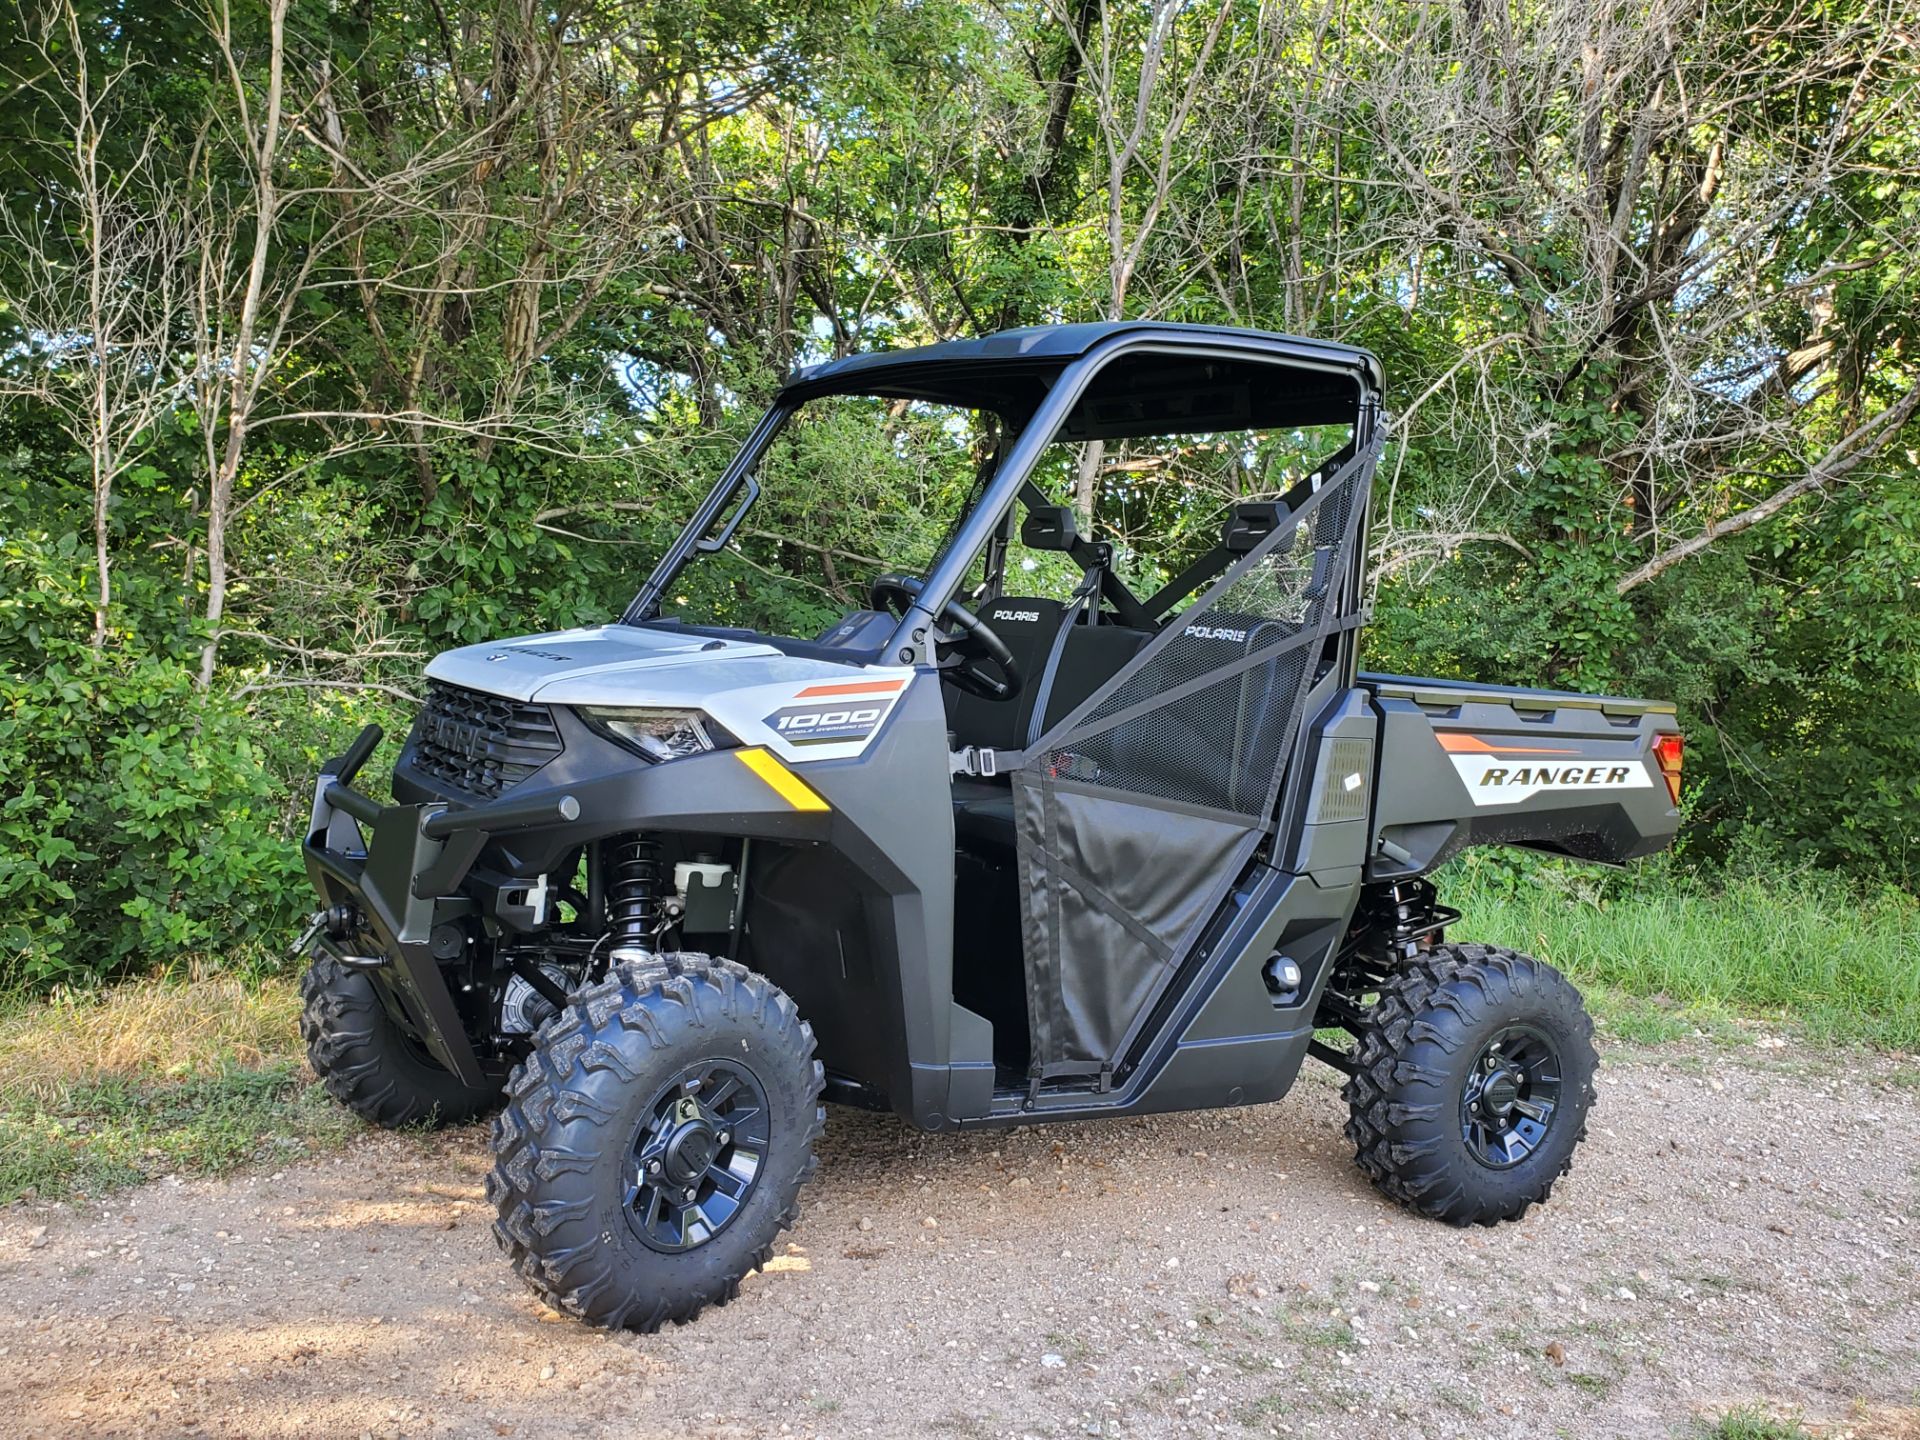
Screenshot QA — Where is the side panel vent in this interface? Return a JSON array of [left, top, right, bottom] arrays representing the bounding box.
[[1310, 736, 1373, 824]]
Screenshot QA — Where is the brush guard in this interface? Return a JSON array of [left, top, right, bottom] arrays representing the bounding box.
[[300, 723, 579, 1087]]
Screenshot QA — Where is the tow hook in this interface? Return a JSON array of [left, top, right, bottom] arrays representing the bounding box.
[[292, 903, 372, 960]]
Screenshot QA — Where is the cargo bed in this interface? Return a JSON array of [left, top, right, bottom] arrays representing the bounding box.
[[1356, 672, 1682, 878]]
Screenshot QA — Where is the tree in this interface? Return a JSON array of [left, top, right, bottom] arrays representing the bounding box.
[[0, 2, 190, 647], [1, 0, 1917, 988]]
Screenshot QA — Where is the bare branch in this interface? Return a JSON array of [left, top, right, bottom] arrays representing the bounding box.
[[1616, 384, 1920, 594]]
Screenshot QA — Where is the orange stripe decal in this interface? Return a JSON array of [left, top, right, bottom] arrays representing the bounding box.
[[1436, 733, 1578, 756], [794, 678, 910, 699]]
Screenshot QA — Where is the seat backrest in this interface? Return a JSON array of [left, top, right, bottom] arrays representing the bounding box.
[[1038, 610, 1303, 811], [944, 596, 1065, 751], [1029, 621, 1152, 742]]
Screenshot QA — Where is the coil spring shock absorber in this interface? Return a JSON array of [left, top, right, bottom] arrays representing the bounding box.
[[1311, 878, 1468, 1071], [607, 833, 663, 963], [1361, 877, 1461, 965]]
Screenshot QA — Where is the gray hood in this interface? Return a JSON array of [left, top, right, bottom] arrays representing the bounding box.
[[424, 625, 780, 703]]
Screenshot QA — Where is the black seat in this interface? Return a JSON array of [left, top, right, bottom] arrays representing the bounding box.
[[953, 498, 1331, 849], [1023, 620, 1150, 745], [943, 597, 1064, 751], [951, 777, 1018, 851], [946, 595, 1060, 854], [951, 617, 1153, 853]]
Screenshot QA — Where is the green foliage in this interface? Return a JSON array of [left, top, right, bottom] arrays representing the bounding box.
[[0, 534, 300, 986], [0, 0, 1913, 990], [661, 393, 989, 636], [1692, 1409, 1815, 1440], [0, 1060, 353, 1203], [1448, 844, 1920, 1050]]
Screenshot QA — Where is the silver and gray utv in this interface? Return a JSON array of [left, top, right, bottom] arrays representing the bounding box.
[[296, 322, 1684, 1331]]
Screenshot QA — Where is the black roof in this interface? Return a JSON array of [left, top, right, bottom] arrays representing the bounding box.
[[779, 321, 1382, 434], [786, 320, 1382, 393]]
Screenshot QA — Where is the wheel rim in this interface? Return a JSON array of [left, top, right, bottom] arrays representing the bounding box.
[[624, 1059, 771, 1253], [1459, 1023, 1562, 1169]]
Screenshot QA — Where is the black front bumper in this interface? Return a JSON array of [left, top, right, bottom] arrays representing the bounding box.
[[301, 720, 838, 1088], [301, 725, 582, 1087]]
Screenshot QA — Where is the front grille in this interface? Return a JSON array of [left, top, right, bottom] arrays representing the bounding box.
[[406, 681, 563, 800]]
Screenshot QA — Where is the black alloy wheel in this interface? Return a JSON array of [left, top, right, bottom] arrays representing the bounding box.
[[1344, 943, 1597, 1226], [1459, 1023, 1562, 1169], [627, 1059, 772, 1252], [487, 953, 825, 1331]]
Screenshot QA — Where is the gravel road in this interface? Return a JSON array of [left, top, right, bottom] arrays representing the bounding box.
[[2, 1046, 1916, 1440]]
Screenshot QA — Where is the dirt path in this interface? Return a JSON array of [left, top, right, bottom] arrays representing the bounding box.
[[2, 1048, 1916, 1440]]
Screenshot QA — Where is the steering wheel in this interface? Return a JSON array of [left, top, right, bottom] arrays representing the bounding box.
[[868, 573, 1022, 702]]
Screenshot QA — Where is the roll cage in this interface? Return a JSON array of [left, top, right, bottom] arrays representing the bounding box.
[[621, 321, 1384, 665]]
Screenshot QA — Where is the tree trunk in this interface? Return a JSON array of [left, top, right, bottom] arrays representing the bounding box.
[[198, 422, 246, 688], [198, 0, 288, 689], [91, 451, 110, 648]]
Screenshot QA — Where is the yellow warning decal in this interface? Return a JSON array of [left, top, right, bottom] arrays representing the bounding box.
[[734, 748, 831, 812]]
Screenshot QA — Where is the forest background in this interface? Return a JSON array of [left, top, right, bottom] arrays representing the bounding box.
[[0, 0, 1913, 1040]]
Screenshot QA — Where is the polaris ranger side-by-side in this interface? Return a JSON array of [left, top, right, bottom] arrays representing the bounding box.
[[296, 322, 1683, 1331]]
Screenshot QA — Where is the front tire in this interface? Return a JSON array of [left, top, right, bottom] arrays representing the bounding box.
[[300, 954, 505, 1128], [486, 953, 825, 1331], [1343, 943, 1597, 1226]]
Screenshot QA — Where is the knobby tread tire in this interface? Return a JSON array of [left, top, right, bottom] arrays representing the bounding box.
[[299, 954, 504, 1129], [1342, 943, 1597, 1227], [484, 952, 826, 1332]]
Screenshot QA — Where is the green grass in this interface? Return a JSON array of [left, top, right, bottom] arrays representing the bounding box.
[[1693, 1407, 1816, 1440], [0, 973, 357, 1203], [3, 855, 1915, 1206], [1283, 1315, 1355, 1350], [1450, 854, 1920, 1050], [1233, 1391, 1293, 1425], [1562, 1370, 1616, 1396], [1435, 1386, 1481, 1418], [0, 1061, 356, 1202]]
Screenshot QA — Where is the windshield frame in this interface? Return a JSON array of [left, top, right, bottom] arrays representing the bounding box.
[[621, 329, 1381, 668]]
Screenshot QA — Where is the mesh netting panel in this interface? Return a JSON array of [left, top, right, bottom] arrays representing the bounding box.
[[1032, 463, 1361, 818], [1011, 439, 1378, 1079], [1032, 645, 1313, 811]]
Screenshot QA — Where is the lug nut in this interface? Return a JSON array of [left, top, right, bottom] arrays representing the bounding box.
[[647, 1160, 661, 1174], [717, 1131, 731, 1146]]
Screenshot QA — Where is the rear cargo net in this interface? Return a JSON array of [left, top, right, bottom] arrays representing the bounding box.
[[1012, 438, 1379, 1084]]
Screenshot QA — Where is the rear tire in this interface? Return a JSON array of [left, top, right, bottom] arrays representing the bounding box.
[[1343, 943, 1596, 1226], [300, 954, 504, 1128], [486, 953, 825, 1331]]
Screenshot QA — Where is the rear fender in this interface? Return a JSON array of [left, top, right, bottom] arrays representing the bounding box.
[[1365, 680, 1681, 877]]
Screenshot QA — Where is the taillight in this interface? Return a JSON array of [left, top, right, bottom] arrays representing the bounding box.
[[1652, 732, 1683, 806]]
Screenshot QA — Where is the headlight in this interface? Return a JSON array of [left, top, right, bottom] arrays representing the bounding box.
[[580, 706, 728, 762]]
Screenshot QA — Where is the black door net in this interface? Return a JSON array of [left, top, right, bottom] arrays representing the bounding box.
[[1010, 437, 1381, 1084]]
